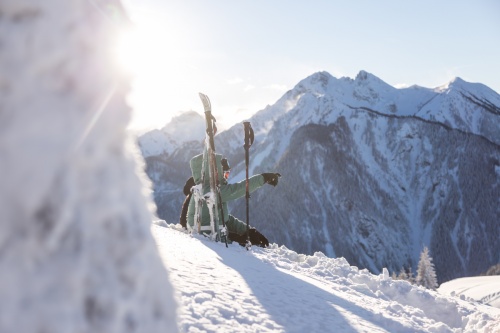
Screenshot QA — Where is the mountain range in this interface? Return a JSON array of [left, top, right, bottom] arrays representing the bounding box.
[[138, 70, 500, 284]]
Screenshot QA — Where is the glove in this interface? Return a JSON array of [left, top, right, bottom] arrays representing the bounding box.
[[262, 173, 281, 187], [228, 228, 269, 248], [248, 228, 269, 247], [183, 177, 196, 196]]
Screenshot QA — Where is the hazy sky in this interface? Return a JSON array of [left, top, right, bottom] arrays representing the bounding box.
[[119, 0, 500, 131]]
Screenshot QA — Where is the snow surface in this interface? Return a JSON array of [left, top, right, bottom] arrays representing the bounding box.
[[153, 223, 500, 333], [0, 0, 177, 332], [439, 277, 500, 309]]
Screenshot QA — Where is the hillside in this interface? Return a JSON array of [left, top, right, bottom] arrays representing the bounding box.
[[153, 222, 500, 332], [139, 71, 500, 284], [439, 276, 500, 309]]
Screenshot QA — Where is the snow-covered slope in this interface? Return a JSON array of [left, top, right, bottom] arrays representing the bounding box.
[[439, 276, 500, 309], [154, 223, 500, 332], [216, 71, 500, 172], [140, 70, 500, 284], [219, 71, 500, 282], [0, 1, 177, 332]]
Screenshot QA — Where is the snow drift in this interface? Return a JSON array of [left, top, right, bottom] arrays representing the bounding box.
[[439, 276, 500, 309], [0, 1, 177, 332], [154, 223, 500, 333]]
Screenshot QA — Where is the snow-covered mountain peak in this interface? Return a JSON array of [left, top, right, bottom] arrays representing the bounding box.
[[354, 70, 396, 92], [405, 84, 427, 90], [450, 76, 466, 85], [355, 69, 372, 81], [354, 70, 383, 85], [140, 69, 500, 163], [433, 77, 495, 95], [293, 71, 336, 96], [305, 70, 334, 85], [432, 77, 500, 109], [138, 110, 205, 158], [161, 110, 205, 141], [434, 77, 466, 93]]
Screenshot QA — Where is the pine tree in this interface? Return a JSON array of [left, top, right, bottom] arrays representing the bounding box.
[[416, 246, 438, 290], [397, 267, 409, 281], [407, 266, 415, 284]]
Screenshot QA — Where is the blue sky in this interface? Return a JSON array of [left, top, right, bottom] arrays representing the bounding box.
[[120, 0, 500, 131]]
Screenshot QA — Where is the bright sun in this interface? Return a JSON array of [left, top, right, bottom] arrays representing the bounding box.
[[112, 9, 203, 131], [114, 22, 182, 130], [115, 25, 171, 78], [115, 28, 141, 75]]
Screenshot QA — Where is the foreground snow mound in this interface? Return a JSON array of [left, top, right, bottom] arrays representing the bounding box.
[[0, 1, 177, 332], [154, 223, 500, 333]]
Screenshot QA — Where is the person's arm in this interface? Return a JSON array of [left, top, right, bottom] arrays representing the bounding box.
[[226, 214, 247, 235], [219, 174, 265, 202]]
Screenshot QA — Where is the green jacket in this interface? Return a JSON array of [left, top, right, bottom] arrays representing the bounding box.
[[187, 152, 265, 236]]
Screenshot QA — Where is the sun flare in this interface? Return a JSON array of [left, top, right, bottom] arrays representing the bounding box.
[[114, 21, 185, 130], [115, 25, 171, 78], [115, 28, 141, 76]]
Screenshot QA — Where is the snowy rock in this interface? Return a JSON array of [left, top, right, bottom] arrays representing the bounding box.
[[381, 268, 390, 281], [0, 1, 177, 332]]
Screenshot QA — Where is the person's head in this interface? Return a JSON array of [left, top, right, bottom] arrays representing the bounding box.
[[221, 158, 231, 180]]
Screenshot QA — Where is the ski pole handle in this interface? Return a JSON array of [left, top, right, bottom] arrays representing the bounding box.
[[243, 121, 254, 149]]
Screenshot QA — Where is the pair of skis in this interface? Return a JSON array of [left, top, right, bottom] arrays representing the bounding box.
[[197, 93, 254, 249]]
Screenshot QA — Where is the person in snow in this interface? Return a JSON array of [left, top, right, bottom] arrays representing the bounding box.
[[180, 153, 280, 247]]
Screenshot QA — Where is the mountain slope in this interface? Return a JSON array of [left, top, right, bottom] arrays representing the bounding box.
[[140, 70, 500, 284], [234, 113, 500, 282], [220, 71, 500, 283], [154, 223, 500, 332]]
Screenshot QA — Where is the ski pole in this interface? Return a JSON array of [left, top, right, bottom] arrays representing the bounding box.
[[243, 121, 254, 250]]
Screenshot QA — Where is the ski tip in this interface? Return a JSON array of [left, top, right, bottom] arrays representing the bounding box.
[[198, 93, 211, 112]]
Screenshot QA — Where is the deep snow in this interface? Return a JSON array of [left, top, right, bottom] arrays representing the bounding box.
[[0, 1, 177, 332], [153, 222, 500, 333], [439, 277, 500, 309]]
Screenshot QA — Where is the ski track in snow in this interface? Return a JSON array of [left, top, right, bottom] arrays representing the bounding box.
[[153, 223, 500, 333]]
